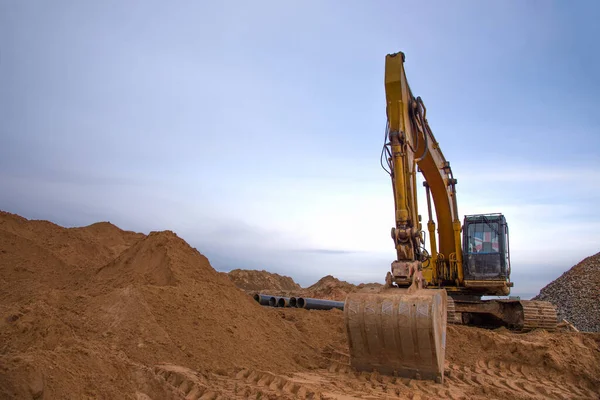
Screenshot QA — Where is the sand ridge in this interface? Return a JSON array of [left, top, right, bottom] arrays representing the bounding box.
[[1, 210, 598, 399]]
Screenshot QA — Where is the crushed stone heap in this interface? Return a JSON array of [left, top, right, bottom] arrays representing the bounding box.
[[533, 252, 600, 332]]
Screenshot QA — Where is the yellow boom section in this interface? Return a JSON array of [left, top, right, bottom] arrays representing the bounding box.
[[384, 52, 463, 285], [343, 51, 451, 384]]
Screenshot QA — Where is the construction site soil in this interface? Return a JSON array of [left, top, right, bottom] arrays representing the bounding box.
[[1, 210, 599, 400]]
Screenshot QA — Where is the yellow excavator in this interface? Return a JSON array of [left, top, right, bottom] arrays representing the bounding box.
[[344, 52, 557, 383]]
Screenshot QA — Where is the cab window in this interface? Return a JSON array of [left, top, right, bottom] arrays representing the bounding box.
[[467, 222, 499, 254]]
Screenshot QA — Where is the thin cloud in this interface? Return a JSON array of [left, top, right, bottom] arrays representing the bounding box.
[[459, 166, 599, 184], [293, 248, 364, 255]]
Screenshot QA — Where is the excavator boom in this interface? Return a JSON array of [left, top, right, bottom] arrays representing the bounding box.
[[383, 52, 463, 287], [344, 52, 449, 383]]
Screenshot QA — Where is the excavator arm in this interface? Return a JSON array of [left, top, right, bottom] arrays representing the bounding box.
[[383, 52, 463, 287], [343, 52, 451, 384]]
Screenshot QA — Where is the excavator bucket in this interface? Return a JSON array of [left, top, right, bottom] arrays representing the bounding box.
[[344, 288, 448, 383]]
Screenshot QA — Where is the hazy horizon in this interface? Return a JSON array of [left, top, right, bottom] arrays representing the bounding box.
[[0, 206, 587, 299]]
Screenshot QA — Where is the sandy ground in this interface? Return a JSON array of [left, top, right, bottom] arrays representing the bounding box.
[[1, 210, 599, 399]]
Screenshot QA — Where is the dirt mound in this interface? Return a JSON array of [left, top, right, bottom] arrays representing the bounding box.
[[268, 310, 600, 399], [304, 275, 382, 301], [304, 275, 357, 300], [2, 210, 599, 399], [445, 325, 600, 387], [0, 211, 144, 270], [0, 229, 72, 300], [226, 269, 382, 301], [533, 252, 600, 332], [0, 211, 144, 303], [0, 211, 330, 399], [95, 230, 215, 287], [228, 269, 300, 291], [72, 221, 145, 259]]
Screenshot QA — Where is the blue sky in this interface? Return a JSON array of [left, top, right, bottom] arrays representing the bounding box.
[[1, 1, 599, 298]]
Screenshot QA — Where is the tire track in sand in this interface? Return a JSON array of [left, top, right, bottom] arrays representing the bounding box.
[[150, 354, 599, 400]]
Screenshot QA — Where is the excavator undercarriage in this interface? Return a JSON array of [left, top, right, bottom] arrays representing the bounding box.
[[449, 297, 558, 331], [343, 51, 558, 382]]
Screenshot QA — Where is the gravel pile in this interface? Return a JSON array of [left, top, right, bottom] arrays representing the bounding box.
[[533, 252, 600, 332]]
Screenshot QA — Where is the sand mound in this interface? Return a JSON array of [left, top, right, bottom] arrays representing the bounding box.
[[533, 252, 600, 332], [228, 269, 301, 291], [0, 211, 144, 270], [305, 275, 357, 300], [2, 210, 599, 399], [265, 309, 600, 399], [95, 230, 214, 287], [72, 221, 145, 259], [304, 275, 383, 301], [0, 229, 72, 300], [0, 212, 330, 399], [445, 325, 600, 385], [227, 269, 383, 301]]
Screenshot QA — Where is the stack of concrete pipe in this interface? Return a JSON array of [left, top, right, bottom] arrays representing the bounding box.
[[253, 293, 344, 311]]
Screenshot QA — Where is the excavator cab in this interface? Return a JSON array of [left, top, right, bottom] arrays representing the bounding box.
[[462, 213, 510, 282]]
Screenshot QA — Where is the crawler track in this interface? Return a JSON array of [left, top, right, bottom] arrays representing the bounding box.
[[447, 297, 461, 324], [521, 300, 558, 332]]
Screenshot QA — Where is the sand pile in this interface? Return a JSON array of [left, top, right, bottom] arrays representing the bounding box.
[[0, 211, 144, 305], [270, 308, 600, 399], [533, 252, 600, 332], [95, 230, 208, 287], [304, 275, 356, 300], [88, 230, 328, 370], [227, 269, 301, 291], [0, 211, 144, 271], [2, 210, 599, 400], [444, 325, 600, 386], [227, 269, 383, 301], [303, 275, 382, 301], [0, 212, 329, 399]]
